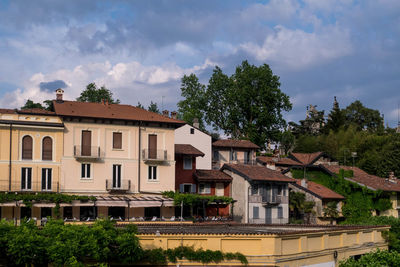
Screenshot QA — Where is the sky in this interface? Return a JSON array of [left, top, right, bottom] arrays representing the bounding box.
[[0, 0, 399, 127]]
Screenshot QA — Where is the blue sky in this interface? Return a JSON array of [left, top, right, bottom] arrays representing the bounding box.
[[0, 0, 399, 127]]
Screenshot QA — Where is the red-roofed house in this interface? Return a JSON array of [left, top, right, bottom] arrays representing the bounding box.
[[290, 179, 345, 224], [212, 139, 259, 169], [221, 164, 295, 224]]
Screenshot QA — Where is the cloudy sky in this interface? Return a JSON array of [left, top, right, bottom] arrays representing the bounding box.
[[0, 0, 399, 127]]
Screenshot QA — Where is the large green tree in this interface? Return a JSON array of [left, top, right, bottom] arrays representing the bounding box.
[[324, 96, 345, 133], [147, 101, 160, 114], [177, 74, 207, 130], [343, 100, 384, 131], [77, 83, 120, 104], [21, 99, 53, 111]]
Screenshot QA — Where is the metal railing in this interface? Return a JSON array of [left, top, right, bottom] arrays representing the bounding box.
[[106, 179, 131, 191], [142, 149, 169, 161], [74, 145, 102, 159], [249, 194, 282, 204], [0, 181, 60, 192]]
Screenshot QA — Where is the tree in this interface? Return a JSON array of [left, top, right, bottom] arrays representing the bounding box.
[[21, 99, 44, 109], [136, 102, 145, 109], [343, 100, 383, 132], [289, 105, 325, 136], [323, 201, 339, 225], [280, 130, 295, 155], [177, 74, 207, 130], [147, 101, 160, 114], [77, 83, 120, 104], [289, 191, 315, 223], [324, 96, 345, 132], [339, 249, 400, 267]]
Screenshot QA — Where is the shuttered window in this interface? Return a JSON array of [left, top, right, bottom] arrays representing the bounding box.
[[42, 137, 52, 161], [22, 136, 33, 160], [113, 132, 122, 149]]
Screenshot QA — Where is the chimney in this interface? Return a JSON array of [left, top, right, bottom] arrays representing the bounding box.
[[105, 99, 109, 105], [170, 111, 177, 119], [162, 110, 169, 117], [193, 118, 199, 128], [55, 88, 64, 103], [301, 179, 308, 188]]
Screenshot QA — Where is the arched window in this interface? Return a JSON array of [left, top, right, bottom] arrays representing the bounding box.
[[42, 137, 52, 161], [22, 135, 33, 160]]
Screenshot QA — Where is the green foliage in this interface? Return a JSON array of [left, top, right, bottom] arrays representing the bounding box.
[[21, 99, 54, 111], [343, 100, 384, 132], [280, 130, 295, 155], [289, 191, 315, 223], [178, 61, 292, 149], [324, 96, 345, 133], [136, 102, 144, 109], [339, 249, 400, 267], [162, 191, 234, 206], [323, 201, 339, 224], [0, 219, 247, 265], [0, 192, 96, 207], [77, 83, 120, 104], [147, 101, 160, 114]]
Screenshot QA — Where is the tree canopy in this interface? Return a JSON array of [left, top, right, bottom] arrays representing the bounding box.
[[21, 99, 53, 111], [77, 83, 120, 104], [147, 101, 160, 114], [177, 61, 292, 149]]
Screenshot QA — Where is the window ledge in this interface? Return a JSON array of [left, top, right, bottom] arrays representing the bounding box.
[[80, 178, 93, 182], [147, 180, 160, 183], [112, 149, 124, 151]]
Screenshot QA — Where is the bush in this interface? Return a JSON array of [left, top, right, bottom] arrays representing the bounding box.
[[339, 249, 400, 267]]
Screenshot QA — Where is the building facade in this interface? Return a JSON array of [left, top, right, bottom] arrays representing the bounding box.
[[212, 139, 259, 169]]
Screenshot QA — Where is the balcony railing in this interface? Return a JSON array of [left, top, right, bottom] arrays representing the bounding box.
[[142, 149, 169, 162], [106, 179, 131, 191], [74, 145, 102, 159], [249, 194, 282, 205], [2, 181, 60, 192]]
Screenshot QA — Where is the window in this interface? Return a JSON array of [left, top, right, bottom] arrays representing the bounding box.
[[81, 163, 91, 179], [63, 207, 73, 220], [41, 207, 52, 219], [80, 207, 97, 221], [277, 207, 283, 219], [81, 130, 92, 156], [113, 132, 122, 149], [199, 183, 211, 194], [112, 164, 121, 188], [251, 184, 259, 195], [183, 156, 192, 170], [277, 185, 282, 195], [215, 183, 224, 196], [253, 207, 259, 219], [148, 134, 157, 159], [22, 135, 33, 160], [230, 150, 237, 161], [108, 207, 125, 220], [41, 168, 52, 191], [21, 167, 32, 190], [180, 184, 196, 193], [190, 128, 195, 134], [20, 207, 32, 219], [42, 136, 52, 161], [148, 166, 157, 180], [213, 150, 219, 161]]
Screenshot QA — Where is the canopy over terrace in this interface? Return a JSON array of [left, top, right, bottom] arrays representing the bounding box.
[[57, 195, 174, 207]]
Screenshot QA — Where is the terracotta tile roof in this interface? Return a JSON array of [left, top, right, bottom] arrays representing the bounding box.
[[0, 109, 16, 114], [53, 100, 185, 125], [293, 180, 345, 200], [175, 144, 205, 157], [18, 108, 56, 115], [321, 164, 400, 192], [289, 152, 330, 165], [257, 156, 302, 166], [222, 164, 295, 183], [194, 169, 232, 182], [213, 139, 259, 149]]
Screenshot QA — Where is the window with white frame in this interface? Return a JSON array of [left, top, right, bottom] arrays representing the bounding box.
[[148, 166, 157, 181], [41, 168, 52, 191], [81, 163, 91, 179], [183, 156, 192, 170], [21, 167, 32, 190], [112, 164, 121, 188], [253, 206, 259, 219], [198, 183, 211, 194], [180, 183, 195, 193]]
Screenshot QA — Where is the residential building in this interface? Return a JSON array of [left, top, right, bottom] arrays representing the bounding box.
[[221, 164, 294, 224], [320, 164, 400, 218], [0, 108, 64, 220], [174, 144, 204, 193], [175, 124, 212, 170], [257, 156, 303, 172], [212, 139, 259, 169], [290, 179, 345, 224], [137, 223, 389, 266]]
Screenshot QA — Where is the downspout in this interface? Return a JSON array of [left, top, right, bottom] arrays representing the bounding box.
[[9, 123, 12, 191], [138, 121, 142, 193], [247, 185, 250, 223]]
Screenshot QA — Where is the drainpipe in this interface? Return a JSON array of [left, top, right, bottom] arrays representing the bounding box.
[[138, 121, 142, 193], [9, 123, 12, 191], [247, 185, 250, 223]]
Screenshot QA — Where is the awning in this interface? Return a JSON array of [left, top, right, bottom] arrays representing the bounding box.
[[33, 203, 56, 208], [0, 202, 17, 207], [130, 200, 162, 207], [96, 200, 128, 207], [162, 200, 175, 207], [71, 200, 95, 207]]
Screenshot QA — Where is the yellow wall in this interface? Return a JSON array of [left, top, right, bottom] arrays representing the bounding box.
[[137, 226, 389, 266], [0, 112, 63, 192]]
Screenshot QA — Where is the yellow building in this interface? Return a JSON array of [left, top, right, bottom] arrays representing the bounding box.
[[0, 108, 64, 220], [137, 223, 389, 266]]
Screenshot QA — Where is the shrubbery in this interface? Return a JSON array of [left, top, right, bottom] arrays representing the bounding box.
[[339, 249, 400, 267], [0, 219, 247, 266]]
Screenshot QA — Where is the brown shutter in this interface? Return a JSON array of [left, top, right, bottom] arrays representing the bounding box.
[[42, 137, 52, 160], [113, 132, 122, 149], [22, 136, 33, 160], [81, 131, 92, 156], [148, 134, 157, 159]]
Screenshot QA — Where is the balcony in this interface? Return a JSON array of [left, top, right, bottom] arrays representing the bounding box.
[[142, 149, 170, 163], [9, 181, 60, 192], [74, 145, 102, 159], [249, 194, 282, 205], [106, 179, 131, 192]]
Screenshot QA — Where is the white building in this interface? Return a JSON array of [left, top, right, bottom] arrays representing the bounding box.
[[174, 124, 212, 170]]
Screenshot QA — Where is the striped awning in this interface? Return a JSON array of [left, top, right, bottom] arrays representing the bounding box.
[[33, 203, 56, 208]]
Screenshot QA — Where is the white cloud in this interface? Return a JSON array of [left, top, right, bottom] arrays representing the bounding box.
[[241, 25, 353, 70], [242, 0, 299, 23]]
